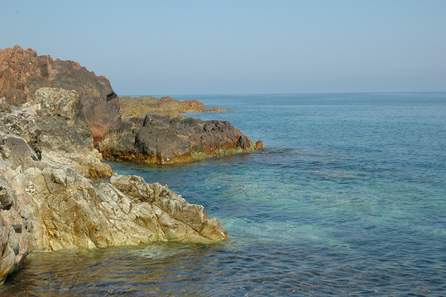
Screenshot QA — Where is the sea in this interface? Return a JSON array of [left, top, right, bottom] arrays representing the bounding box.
[[2, 93, 446, 296]]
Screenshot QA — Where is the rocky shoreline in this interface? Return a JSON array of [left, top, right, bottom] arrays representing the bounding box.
[[119, 95, 224, 119], [109, 96, 262, 165], [98, 113, 263, 165], [0, 46, 263, 285]]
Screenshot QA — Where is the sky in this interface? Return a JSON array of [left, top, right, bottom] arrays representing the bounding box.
[[1, 0, 445, 95]]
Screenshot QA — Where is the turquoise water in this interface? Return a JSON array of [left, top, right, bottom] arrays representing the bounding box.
[[3, 93, 446, 296]]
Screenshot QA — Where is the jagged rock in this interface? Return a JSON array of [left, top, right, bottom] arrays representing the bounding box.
[[110, 175, 226, 241], [0, 134, 40, 167], [0, 180, 13, 211], [99, 113, 261, 164], [0, 98, 10, 113], [0, 170, 32, 285], [0, 46, 120, 141], [0, 46, 267, 284], [33, 87, 80, 120], [24, 165, 226, 251], [0, 86, 227, 284], [0, 46, 263, 166]]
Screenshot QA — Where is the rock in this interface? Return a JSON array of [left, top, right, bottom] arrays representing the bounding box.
[[0, 46, 267, 284], [0, 98, 11, 113], [0, 183, 13, 210], [119, 95, 222, 119], [0, 45, 263, 164], [99, 113, 262, 165], [0, 217, 17, 285], [0, 174, 31, 285], [34, 87, 80, 120], [255, 140, 264, 150], [0, 84, 227, 284], [0, 46, 120, 142], [25, 166, 226, 251], [110, 175, 227, 242], [0, 135, 40, 166]]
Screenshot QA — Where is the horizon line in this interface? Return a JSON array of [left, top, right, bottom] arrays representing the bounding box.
[[120, 91, 446, 97]]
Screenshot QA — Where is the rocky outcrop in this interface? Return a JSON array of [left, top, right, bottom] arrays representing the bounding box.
[[0, 46, 120, 141], [0, 168, 31, 286], [0, 45, 267, 283], [0, 46, 263, 166], [99, 113, 263, 165], [119, 95, 223, 119], [0, 88, 227, 284]]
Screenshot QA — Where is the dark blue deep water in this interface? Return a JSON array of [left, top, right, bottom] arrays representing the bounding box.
[[3, 93, 446, 296]]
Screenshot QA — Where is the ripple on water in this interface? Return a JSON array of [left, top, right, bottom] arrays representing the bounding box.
[[2, 93, 446, 296]]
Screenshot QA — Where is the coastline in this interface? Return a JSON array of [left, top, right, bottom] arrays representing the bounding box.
[[0, 46, 263, 284]]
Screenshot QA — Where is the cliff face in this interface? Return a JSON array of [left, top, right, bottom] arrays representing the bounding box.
[[0, 46, 120, 141]]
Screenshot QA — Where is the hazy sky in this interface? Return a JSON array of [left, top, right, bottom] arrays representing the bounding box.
[[1, 0, 445, 95]]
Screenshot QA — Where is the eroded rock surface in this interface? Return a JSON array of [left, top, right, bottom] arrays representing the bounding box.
[[99, 113, 262, 164], [0, 45, 120, 141], [0, 88, 226, 284], [0, 46, 263, 166], [0, 45, 266, 284]]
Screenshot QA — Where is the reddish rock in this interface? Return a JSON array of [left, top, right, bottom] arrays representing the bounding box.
[[0, 46, 263, 165], [0, 46, 120, 142], [255, 140, 264, 150]]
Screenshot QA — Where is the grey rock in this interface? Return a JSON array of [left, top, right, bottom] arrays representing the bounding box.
[[99, 113, 260, 165]]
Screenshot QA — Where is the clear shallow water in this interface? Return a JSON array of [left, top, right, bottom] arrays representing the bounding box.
[[2, 93, 446, 296]]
